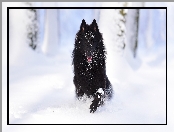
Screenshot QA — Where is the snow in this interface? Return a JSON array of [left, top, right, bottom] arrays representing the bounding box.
[[2, 2, 172, 132], [97, 88, 104, 95]]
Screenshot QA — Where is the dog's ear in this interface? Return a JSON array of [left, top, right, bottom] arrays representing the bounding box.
[[91, 19, 98, 32], [80, 19, 86, 31]]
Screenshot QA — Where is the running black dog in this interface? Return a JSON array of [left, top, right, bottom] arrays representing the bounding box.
[[72, 19, 113, 113]]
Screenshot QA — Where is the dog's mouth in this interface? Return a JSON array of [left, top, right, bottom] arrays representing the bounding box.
[[87, 56, 92, 63]]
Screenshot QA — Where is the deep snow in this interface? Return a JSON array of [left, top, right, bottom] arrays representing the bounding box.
[[2, 2, 172, 132]]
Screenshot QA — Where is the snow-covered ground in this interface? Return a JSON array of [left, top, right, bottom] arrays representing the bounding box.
[[2, 2, 173, 132]]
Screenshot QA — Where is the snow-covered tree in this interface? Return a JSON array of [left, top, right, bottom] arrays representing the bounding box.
[[99, 2, 144, 58], [125, 9, 140, 58], [25, 2, 39, 50], [93, 3, 102, 23], [41, 9, 59, 56], [125, 2, 144, 58], [99, 3, 130, 56]]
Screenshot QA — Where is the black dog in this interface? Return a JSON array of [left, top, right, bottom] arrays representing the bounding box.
[[72, 19, 113, 113]]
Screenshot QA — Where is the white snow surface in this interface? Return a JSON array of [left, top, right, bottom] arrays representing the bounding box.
[[2, 2, 173, 132]]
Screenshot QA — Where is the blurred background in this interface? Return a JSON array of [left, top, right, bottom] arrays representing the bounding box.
[[2, 1, 172, 131], [6, 2, 167, 73]]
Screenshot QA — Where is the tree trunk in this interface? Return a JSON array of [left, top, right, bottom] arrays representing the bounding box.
[[125, 2, 144, 58], [125, 9, 140, 58], [41, 9, 59, 56], [26, 2, 39, 50]]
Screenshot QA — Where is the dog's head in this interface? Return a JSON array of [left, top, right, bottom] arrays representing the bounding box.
[[76, 19, 102, 63]]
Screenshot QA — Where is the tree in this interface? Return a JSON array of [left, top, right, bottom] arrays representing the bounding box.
[[98, 3, 129, 55], [41, 9, 59, 56], [125, 9, 140, 58], [125, 2, 144, 58], [25, 2, 39, 50]]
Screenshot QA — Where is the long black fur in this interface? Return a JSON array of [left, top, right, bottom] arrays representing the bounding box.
[[72, 19, 113, 113]]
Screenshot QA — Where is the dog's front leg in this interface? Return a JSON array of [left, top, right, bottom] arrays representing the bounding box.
[[89, 88, 104, 113]]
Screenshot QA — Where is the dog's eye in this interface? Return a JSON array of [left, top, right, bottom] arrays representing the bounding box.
[[82, 27, 84, 31], [94, 27, 96, 31]]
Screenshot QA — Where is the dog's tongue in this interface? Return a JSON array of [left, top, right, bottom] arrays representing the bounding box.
[[87, 56, 92, 63]]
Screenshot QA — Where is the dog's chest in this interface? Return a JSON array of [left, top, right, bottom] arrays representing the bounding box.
[[85, 66, 94, 81], [79, 63, 96, 81]]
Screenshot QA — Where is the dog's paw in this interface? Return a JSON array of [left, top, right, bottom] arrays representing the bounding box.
[[89, 95, 103, 113], [90, 100, 98, 113]]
